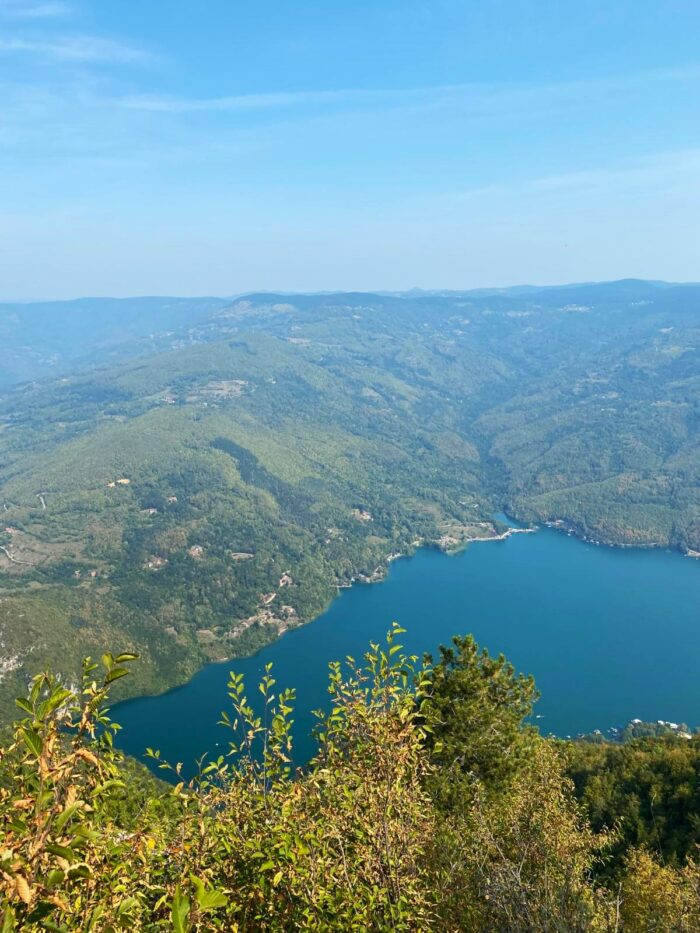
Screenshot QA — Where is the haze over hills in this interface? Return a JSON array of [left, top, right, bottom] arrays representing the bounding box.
[[1, 278, 700, 716], [0, 296, 232, 389], [3, 279, 693, 388]]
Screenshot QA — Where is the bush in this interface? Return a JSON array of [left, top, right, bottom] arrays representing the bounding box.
[[2, 629, 700, 931]]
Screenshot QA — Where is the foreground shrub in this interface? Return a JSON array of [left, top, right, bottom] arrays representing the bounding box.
[[617, 848, 700, 932], [2, 628, 700, 930], [431, 738, 615, 931], [0, 628, 436, 930]]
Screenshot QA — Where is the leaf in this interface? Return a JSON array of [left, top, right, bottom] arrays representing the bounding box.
[[46, 843, 75, 862], [190, 876, 227, 911], [105, 667, 130, 685], [44, 690, 73, 717], [74, 748, 100, 767], [14, 697, 33, 715], [114, 653, 140, 663], [15, 875, 33, 905], [54, 803, 81, 834], [20, 727, 42, 758], [170, 889, 191, 933], [115, 897, 140, 918], [197, 888, 228, 910], [45, 869, 65, 889]]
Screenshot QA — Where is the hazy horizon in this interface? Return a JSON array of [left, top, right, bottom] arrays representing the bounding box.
[[3, 276, 700, 305], [2, 1, 699, 297]]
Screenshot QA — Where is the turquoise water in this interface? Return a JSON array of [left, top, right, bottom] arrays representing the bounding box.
[[115, 527, 700, 775]]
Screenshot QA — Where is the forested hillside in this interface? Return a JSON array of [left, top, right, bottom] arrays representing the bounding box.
[[1, 280, 700, 715]]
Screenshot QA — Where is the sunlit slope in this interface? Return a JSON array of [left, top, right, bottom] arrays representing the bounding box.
[[0, 331, 495, 717], [1, 280, 700, 719], [473, 297, 700, 545]]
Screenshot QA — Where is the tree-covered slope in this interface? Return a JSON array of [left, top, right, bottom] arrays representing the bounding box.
[[1, 280, 699, 716], [0, 328, 497, 717]]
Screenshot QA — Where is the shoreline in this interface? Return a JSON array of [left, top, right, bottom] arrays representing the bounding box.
[[543, 517, 698, 557], [110, 515, 697, 717], [451, 525, 535, 546], [113, 519, 537, 711], [336, 522, 536, 589]]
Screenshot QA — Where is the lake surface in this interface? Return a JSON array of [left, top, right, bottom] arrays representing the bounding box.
[[115, 527, 700, 776]]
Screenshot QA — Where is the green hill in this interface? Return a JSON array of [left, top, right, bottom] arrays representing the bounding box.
[[1, 281, 700, 715]]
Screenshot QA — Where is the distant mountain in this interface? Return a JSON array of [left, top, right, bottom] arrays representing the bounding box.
[[0, 296, 230, 388], [1, 280, 694, 390], [386, 278, 689, 300]]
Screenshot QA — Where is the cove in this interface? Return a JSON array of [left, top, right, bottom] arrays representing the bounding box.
[[114, 527, 700, 776]]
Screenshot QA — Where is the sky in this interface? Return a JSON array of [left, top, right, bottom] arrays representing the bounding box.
[[1, 0, 699, 297]]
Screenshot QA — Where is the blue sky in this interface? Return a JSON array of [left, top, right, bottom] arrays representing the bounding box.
[[1, 0, 699, 297]]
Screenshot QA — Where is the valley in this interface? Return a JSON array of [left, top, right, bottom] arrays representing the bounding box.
[[1, 279, 700, 719]]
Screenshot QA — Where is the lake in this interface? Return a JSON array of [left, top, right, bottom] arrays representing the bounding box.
[[114, 526, 700, 775]]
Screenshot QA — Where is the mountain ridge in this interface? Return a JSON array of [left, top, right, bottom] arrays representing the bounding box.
[[1, 279, 700, 718]]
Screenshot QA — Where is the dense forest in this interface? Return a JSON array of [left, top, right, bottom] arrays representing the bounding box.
[[1, 280, 700, 714], [2, 629, 700, 930]]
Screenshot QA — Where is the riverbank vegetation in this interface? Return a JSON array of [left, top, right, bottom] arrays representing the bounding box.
[[2, 627, 699, 930]]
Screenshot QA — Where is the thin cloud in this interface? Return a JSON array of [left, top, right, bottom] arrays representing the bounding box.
[[118, 63, 700, 116], [0, 0, 72, 17], [0, 34, 148, 62], [120, 87, 415, 113], [451, 149, 700, 205], [531, 150, 700, 193]]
